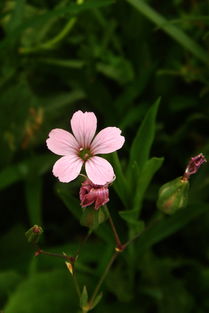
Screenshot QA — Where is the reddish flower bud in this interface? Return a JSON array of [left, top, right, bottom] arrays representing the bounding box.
[[182, 153, 207, 180], [79, 179, 109, 210], [25, 225, 43, 244]]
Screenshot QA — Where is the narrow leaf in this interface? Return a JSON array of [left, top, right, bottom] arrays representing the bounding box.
[[7, 0, 26, 33], [119, 211, 145, 236], [132, 157, 164, 216], [109, 152, 130, 209], [80, 286, 88, 309], [0, 0, 115, 49], [128, 98, 160, 176], [136, 202, 209, 255], [91, 292, 103, 310], [127, 0, 209, 66]]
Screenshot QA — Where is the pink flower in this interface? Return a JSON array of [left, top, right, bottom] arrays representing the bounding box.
[[80, 179, 109, 210], [46, 110, 125, 185]]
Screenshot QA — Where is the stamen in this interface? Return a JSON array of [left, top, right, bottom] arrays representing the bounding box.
[[78, 148, 92, 161]]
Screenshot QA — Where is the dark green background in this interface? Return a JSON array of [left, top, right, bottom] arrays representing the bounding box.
[[0, 0, 209, 312]]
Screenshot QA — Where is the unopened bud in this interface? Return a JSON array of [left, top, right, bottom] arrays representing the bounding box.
[[182, 153, 206, 181], [25, 225, 43, 244], [157, 177, 189, 215]]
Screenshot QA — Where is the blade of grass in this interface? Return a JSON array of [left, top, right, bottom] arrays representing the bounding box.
[[39, 58, 85, 69], [128, 98, 160, 178], [126, 0, 209, 66]]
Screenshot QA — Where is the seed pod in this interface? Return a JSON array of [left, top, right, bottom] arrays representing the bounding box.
[[157, 177, 189, 215]]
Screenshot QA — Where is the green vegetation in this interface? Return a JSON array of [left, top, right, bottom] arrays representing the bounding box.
[[0, 0, 209, 312]]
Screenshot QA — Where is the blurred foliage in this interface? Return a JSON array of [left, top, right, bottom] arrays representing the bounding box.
[[0, 0, 209, 312]]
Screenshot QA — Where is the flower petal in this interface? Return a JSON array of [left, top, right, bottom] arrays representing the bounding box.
[[91, 127, 125, 154], [71, 111, 97, 148], [46, 128, 79, 156], [53, 155, 83, 183], [94, 188, 109, 210], [85, 156, 115, 185]]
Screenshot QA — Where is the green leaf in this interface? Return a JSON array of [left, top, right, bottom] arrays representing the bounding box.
[[119, 105, 147, 131], [56, 185, 82, 220], [0, 155, 56, 191], [119, 210, 145, 236], [80, 286, 88, 309], [0, 78, 41, 164], [0, 271, 22, 302], [7, 0, 26, 33], [109, 152, 130, 209], [132, 157, 164, 216], [136, 202, 209, 256], [119, 211, 144, 228], [126, 0, 209, 66], [128, 98, 160, 178], [96, 57, 134, 85], [0, 0, 115, 49], [39, 58, 85, 69], [0, 225, 32, 272], [106, 265, 133, 302], [44, 90, 86, 113], [4, 270, 77, 313], [25, 177, 43, 225], [90, 292, 103, 310]]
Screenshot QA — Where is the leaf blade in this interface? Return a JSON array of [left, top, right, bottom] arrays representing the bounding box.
[[127, 0, 209, 66], [128, 98, 160, 177]]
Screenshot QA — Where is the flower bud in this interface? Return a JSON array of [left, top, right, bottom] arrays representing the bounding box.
[[80, 179, 109, 210], [182, 153, 206, 180], [157, 177, 189, 215], [25, 225, 43, 244]]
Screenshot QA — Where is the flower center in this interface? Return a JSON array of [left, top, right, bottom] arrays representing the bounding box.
[[79, 147, 92, 161]]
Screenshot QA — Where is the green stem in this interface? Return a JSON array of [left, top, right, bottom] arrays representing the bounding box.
[[42, 18, 77, 49], [88, 251, 118, 309], [104, 205, 124, 251], [126, 0, 209, 66], [72, 269, 81, 298], [75, 230, 92, 257], [36, 249, 81, 299], [20, 0, 84, 54], [87, 212, 155, 311]]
